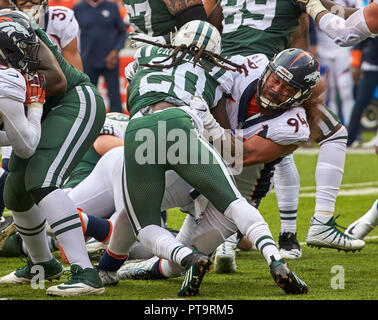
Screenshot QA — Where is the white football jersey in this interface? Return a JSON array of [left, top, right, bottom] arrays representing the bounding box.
[[41, 6, 79, 51], [0, 66, 26, 103], [224, 54, 310, 206], [226, 53, 269, 129]]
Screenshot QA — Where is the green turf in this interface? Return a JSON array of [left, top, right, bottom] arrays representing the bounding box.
[[0, 152, 377, 300]]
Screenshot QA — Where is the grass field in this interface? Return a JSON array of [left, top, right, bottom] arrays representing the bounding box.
[[0, 143, 377, 304]]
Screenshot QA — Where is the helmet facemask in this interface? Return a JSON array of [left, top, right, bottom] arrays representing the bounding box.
[[9, 0, 48, 24]]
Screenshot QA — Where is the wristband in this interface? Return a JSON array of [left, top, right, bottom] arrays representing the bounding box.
[[305, 0, 328, 20]]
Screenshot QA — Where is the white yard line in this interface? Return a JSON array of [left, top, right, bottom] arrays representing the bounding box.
[[294, 148, 376, 155]]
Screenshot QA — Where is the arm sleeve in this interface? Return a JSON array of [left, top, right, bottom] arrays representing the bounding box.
[[0, 97, 42, 159]]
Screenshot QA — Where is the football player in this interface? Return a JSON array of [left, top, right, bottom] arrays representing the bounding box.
[[98, 47, 332, 296], [9, 0, 83, 70], [203, 0, 359, 264], [95, 21, 309, 297], [0, 10, 106, 297]]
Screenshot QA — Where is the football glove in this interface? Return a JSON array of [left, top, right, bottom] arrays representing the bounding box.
[[24, 73, 46, 107], [291, 0, 327, 19], [129, 32, 167, 48], [189, 96, 225, 141]]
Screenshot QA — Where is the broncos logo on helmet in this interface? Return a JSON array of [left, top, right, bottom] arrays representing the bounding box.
[[0, 10, 40, 75]]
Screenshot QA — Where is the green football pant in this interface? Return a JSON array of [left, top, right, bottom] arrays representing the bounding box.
[[4, 84, 106, 212], [122, 108, 241, 234]]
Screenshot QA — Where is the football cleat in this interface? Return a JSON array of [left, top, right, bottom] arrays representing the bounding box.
[[95, 265, 119, 286], [46, 264, 105, 297], [213, 241, 237, 273], [278, 232, 302, 259], [345, 200, 378, 240], [178, 252, 212, 297], [270, 256, 308, 294], [0, 257, 63, 284], [86, 239, 107, 260], [117, 256, 161, 280], [306, 215, 365, 252], [0, 232, 25, 257], [345, 218, 375, 240], [0, 216, 16, 251]]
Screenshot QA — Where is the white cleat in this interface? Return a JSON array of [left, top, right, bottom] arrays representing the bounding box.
[[46, 265, 105, 297], [345, 200, 378, 239], [213, 241, 237, 273], [306, 216, 366, 252], [117, 257, 160, 280], [95, 266, 119, 286], [278, 232, 302, 260], [345, 218, 375, 240], [86, 239, 107, 260]]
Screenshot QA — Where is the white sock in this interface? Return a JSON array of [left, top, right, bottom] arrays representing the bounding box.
[[138, 225, 192, 266], [12, 205, 53, 263], [313, 211, 334, 224], [315, 126, 347, 213], [38, 189, 92, 269], [362, 199, 378, 226], [274, 155, 300, 234]]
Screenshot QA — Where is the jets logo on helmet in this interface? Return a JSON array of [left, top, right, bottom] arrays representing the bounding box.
[[172, 20, 221, 54]]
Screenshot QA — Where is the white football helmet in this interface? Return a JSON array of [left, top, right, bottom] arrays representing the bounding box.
[[172, 20, 221, 55], [101, 112, 129, 138]]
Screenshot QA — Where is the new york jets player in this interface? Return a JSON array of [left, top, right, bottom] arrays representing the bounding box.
[[0, 10, 106, 297], [110, 47, 322, 294], [95, 20, 308, 297], [124, 0, 208, 46], [204, 0, 361, 260]]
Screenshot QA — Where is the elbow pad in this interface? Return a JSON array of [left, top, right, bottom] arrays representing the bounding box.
[[319, 10, 373, 47]]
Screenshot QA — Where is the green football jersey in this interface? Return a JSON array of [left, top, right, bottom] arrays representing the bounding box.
[[34, 25, 91, 110], [220, 0, 302, 59], [124, 0, 177, 36], [127, 45, 233, 118]]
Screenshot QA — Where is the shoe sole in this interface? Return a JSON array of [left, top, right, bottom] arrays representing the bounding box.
[[178, 257, 212, 297], [279, 249, 302, 260], [274, 272, 308, 295], [214, 256, 237, 273], [306, 241, 364, 252], [0, 223, 17, 251], [46, 286, 105, 297], [0, 270, 63, 284]]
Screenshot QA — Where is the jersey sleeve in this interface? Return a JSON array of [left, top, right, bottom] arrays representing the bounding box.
[[229, 54, 269, 102], [48, 7, 80, 48], [0, 67, 26, 103], [262, 108, 310, 145]]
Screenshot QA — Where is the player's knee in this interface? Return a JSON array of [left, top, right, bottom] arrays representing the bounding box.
[[3, 173, 34, 212], [30, 186, 58, 205]]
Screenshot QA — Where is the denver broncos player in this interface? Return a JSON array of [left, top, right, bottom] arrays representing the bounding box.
[[9, 0, 83, 70], [203, 0, 362, 260]]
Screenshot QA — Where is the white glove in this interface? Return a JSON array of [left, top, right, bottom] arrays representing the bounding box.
[[129, 32, 167, 49], [189, 96, 225, 141], [124, 60, 138, 82]]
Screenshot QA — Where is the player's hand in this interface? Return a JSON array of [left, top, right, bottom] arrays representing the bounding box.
[[24, 73, 46, 105], [291, 0, 309, 12], [129, 32, 167, 48]]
